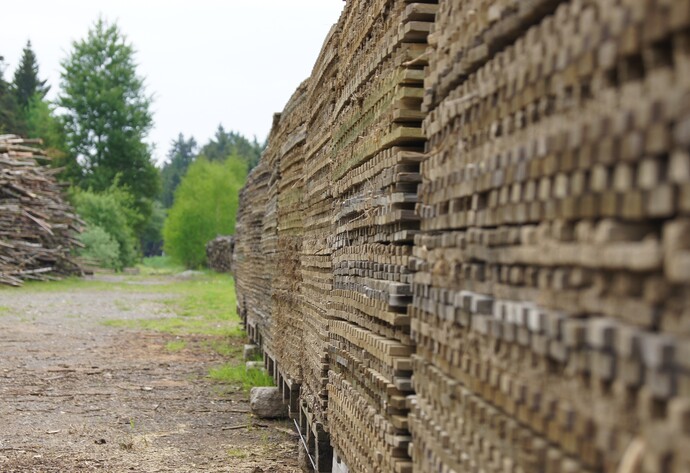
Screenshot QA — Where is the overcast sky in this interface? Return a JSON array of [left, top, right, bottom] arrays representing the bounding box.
[[0, 0, 344, 164]]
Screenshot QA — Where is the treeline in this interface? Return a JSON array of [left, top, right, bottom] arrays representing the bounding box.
[[0, 19, 260, 270]]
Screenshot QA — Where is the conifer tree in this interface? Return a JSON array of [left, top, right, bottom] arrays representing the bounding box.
[[12, 40, 50, 110]]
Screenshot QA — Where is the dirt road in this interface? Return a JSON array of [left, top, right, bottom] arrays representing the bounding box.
[[0, 275, 299, 473]]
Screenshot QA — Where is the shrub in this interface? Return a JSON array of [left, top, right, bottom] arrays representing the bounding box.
[[72, 185, 142, 270], [78, 225, 120, 268]]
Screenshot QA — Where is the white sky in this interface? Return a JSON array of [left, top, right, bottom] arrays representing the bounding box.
[[0, 0, 344, 164]]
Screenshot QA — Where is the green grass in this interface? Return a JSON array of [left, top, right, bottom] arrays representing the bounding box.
[[0, 306, 11, 316], [165, 339, 187, 352], [205, 339, 243, 357], [208, 364, 274, 392], [0, 266, 247, 363], [227, 448, 248, 458], [102, 272, 243, 337], [137, 256, 185, 275], [1, 276, 173, 294]]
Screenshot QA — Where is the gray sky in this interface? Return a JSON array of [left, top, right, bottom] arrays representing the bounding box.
[[1, 0, 344, 164]]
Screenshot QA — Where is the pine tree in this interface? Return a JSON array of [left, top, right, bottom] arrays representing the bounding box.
[[160, 133, 198, 208], [0, 56, 27, 135], [12, 41, 50, 110], [199, 124, 264, 169]]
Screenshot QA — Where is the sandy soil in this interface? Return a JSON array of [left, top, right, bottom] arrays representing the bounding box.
[[0, 276, 299, 473]]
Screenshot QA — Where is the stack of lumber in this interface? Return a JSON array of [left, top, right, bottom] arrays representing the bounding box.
[[234, 143, 272, 343], [206, 235, 234, 273], [409, 1, 690, 472], [272, 82, 310, 388], [0, 135, 82, 287], [326, 2, 436, 472], [257, 114, 283, 357], [299, 24, 341, 432], [234, 0, 690, 472]]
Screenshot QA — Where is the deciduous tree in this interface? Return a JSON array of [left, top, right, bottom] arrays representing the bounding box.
[[58, 18, 159, 227], [163, 156, 247, 268]]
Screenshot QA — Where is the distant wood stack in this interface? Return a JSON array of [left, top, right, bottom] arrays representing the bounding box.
[[206, 235, 235, 273], [0, 135, 83, 286]]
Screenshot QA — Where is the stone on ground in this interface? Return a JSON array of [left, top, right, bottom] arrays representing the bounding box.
[[250, 387, 287, 419], [243, 344, 260, 360]]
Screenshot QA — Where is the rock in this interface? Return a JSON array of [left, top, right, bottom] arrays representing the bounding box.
[[332, 453, 350, 473], [244, 344, 261, 360], [175, 270, 204, 280], [246, 361, 265, 371], [250, 387, 287, 419]]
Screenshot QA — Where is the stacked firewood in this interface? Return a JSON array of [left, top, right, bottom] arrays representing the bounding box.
[[0, 135, 83, 286], [206, 235, 234, 273]]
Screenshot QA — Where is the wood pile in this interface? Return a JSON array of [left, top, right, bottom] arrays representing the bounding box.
[[234, 157, 272, 344], [0, 135, 83, 287], [326, 1, 436, 472], [272, 82, 309, 388], [410, 1, 690, 472], [206, 235, 234, 273], [233, 1, 690, 472], [299, 23, 340, 438]]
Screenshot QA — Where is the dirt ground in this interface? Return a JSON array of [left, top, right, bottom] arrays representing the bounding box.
[[0, 275, 300, 473]]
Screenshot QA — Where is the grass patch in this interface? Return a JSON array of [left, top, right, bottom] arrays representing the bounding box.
[[165, 339, 187, 352], [2, 276, 173, 294], [104, 317, 244, 337], [114, 300, 132, 311], [209, 364, 274, 392], [205, 339, 243, 357], [0, 306, 12, 316], [227, 448, 248, 458], [137, 256, 185, 275], [0, 268, 246, 355], [102, 272, 243, 337]]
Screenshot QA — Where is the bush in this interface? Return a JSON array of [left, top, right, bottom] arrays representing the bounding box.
[[78, 225, 120, 268], [163, 156, 247, 268], [72, 185, 142, 270]]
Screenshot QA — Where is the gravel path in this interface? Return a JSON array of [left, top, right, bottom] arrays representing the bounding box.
[[0, 276, 299, 473]]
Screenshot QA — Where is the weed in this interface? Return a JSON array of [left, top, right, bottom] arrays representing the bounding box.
[[227, 448, 248, 458], [208, 364, 274, 392], [247, 351, 263, 362], [165, 339, 187, 352], [119, 441, 134, 451]]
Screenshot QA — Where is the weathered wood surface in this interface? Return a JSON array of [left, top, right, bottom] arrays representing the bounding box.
[[206, 235, 234, 273], [234, 1, 690, 472], [0, 135, 83, 287]]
